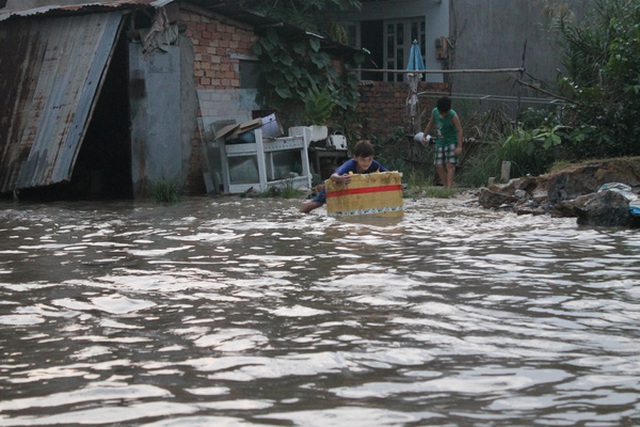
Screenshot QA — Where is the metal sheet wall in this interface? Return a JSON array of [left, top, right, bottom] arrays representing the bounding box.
[[128, 42, 182, 198], [0, 11, 123, 192]]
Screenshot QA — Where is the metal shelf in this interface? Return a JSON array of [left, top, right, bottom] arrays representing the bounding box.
[[220, 128, 312, 194]]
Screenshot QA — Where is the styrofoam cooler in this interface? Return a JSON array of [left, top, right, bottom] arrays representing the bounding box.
[[325, 171, 403, 218]]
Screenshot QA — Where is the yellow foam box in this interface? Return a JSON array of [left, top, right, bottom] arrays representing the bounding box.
[[325, 171, 403, 217]]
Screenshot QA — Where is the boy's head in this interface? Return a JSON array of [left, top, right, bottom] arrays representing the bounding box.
[[353, 140, 375, 158], [352, 140, 376, 172], [436, 96, 452, 114]]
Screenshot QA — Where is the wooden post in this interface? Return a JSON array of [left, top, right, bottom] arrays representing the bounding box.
[[501, 161, 511, 182]]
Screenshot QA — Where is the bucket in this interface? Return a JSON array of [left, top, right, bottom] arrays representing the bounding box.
[[329, 134, 347, 150]]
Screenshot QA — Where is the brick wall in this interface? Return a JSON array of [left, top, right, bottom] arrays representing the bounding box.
[[357, 81, 449, 139], [182, 6, 256, 90], [180, 5, 258, 194]]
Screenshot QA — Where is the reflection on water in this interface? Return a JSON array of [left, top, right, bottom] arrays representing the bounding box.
[[0, 196, 639, 426]]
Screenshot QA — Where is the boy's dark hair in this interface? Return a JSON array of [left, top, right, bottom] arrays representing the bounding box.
[[353, 140, 375, 157], [436, 96, 452, 113]]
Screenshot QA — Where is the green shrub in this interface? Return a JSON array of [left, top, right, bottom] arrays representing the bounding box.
[[555, 0, 640, 158]]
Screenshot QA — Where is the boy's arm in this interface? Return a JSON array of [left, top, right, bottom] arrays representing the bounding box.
[[423, 119, 433, 135], [453, 114, 463, 154], [330, 172, 350, 183], [330, 160, 354, 183], [422, 115, 434, 145]]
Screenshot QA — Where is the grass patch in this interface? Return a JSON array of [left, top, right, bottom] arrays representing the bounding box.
[[280, 180, 305, 199], [404, 184, 463, 199], [258, 179, 306, 199], [458, 158, 500, 188], [150, 177, 181, 203], [403, 169, 434, 188]]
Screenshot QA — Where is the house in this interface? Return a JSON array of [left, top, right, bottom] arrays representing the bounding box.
[[1, 1, 587, 200], [0, 0, 359, 200], [340, 0, 589, 115]]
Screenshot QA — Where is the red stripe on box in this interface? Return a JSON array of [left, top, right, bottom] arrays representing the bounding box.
[[326, 185, 402, 198]]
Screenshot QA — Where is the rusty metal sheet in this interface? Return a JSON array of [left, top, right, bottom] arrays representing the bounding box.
[[0, 1, 172, 21], [0, 11, 124, 192]]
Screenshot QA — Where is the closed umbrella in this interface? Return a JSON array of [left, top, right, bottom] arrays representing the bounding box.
[[406, 40, 425, 132]]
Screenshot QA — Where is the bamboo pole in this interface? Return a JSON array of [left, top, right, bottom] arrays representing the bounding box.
[[516, 40, 527, 124], [357, 67, 524, 74]]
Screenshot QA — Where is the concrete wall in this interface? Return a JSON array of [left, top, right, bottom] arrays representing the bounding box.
[[445, 0, 590, 113]]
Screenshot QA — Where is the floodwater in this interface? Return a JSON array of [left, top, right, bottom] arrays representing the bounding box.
[[0, 196, 639, 427]]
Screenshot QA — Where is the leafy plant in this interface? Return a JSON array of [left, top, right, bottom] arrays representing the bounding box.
[[252, 28, 363, 129], [457, 108, 562, 187], [234, 0, 362, 34], [554, 0, 640, 158], [301, 83, 336, 125]]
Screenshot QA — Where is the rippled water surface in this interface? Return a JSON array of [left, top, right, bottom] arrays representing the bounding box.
[[1, 196, 639, 426]]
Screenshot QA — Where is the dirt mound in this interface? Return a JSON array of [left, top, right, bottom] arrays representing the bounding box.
[[477, 157, 640, 226], [543, 157, 640, 203]]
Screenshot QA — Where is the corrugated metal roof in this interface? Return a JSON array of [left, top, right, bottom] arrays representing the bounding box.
[[0, 0, 171, 22], [0, 11, 124, 192]]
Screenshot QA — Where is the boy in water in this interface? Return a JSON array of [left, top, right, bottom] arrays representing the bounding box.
[[422, 96, 463, 188], [300, 140, 388, 214]]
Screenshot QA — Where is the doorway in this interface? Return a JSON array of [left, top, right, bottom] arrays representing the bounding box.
[[70, 29, 133, 200]]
